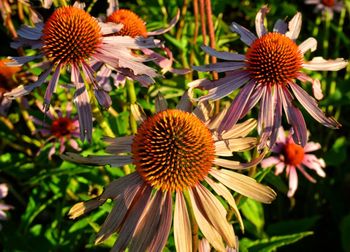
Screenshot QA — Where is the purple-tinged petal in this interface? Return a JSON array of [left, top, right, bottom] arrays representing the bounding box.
[[287, 166, 298, 197], [289, 81, 340, 129], [261, 156, 280, 168], [104, 135, 133, 154], [99, 22, 123, 35], [11, 38, 43, 49], [176, 91, 193, 112], [155, 93, 168, 112], [296, 164, 317, 183], [200, 45, 246, 61], [230, 22, 257, 46], [193, 61, 245, 73], [285, 12, 302, 40], [280, 86, 307, 146], [7, 55, 43, 66], [219, 80, 256, 133], [304, 142, 321, 152], [73, 82, 93, 142], [4, 65, 52, 99], [199, 72, 250, 102], [298, 37, 317, 54], [258, 85, 274, 148], [94, 89, 112, 108], [17, 24, 43, 40], [303, 57, 348, 71], [61, 152, 132, 167], [239, 84, 264, 118], [44, 64, 62, 108], [147, 9, 180, 36], [273, 19, 288, 34], [269, 86, 283, 147], [255, 6, 269, 37], [174, 192, 192, 252]]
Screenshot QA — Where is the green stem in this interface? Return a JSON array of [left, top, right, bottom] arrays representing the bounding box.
[[323, 11, 331, 58], [126, 79, 138, 134], [312, 16, 322, 37], [183, 190, 198, 252]]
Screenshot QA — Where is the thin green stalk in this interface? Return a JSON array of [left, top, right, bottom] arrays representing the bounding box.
[[126, 79, 137, 134], [312, 16, 322, 37], [323, 11, 331, 58], [183, 190, 198, 252]]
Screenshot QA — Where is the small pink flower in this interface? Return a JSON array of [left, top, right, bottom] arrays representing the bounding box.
[[32, 101, 81, 160], [261, 127, 326, 197], [305, 0, 343, 18], [190, 6, 347, 148]]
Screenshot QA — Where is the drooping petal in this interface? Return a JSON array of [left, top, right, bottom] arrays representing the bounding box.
[[285, 12, 302, 40], [174, 192, 192, 252], [270, 86, 283, 147], [297, 72, 323, 100], [302, 154, 326, 177], [255, 6, 269, 37], [298, 37, 317, 54], [60, 152, 132, 167], [190, 184, 236, 251], [7, 55, 43, 66], [73, 81, 93, 142], [99, 22, 123, 35], [200, 45, 246, 61], [17, 23, 44, 40], [147, 9, 180, 36], [303, 57, 348, 71], [231, 22, 257, 46], [4, 65, 52, 99], [111, 185, 152, 252], [205, 177, 244, 231], [219, 80, 256, 133], [210, 168, 276, 203], [289, 81, 340, 129], [287, 166, 298, 197], [280, 86, 307, 146], [44, 64, 62, 108], [95, 176, 145, 243]]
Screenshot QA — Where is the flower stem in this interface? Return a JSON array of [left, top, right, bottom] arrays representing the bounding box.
[[183, 190, 198, 252], [126, 79, 138, 134]]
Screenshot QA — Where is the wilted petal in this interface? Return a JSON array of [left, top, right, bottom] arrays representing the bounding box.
[[297, 73, 323, 100], [7, 55, 43, 66], [174, 192, 192, 252], [298, 37, 317, 54], [273, 19, 288, 34], [200, 45, 246, 61], [155, 93, 168, 112], [193, 62, 245, 73], [100, 22, 123, 35], [285, 12, 302, 40], [210, 168, 276, 203], [231, 22, 257, 46], [176, 91, 193, 112], [68, 200, 105, 219], [44, 64, 62, 107], [255, 6, 269, 37], [147, 9, 180, 36], [303, 57, 348, 71], [104, 135, 133, 154], [131, 104, 147, 124], [60, 152, 132, 167]]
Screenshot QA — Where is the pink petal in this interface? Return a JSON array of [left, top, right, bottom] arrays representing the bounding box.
[[297, 72, 323, 100], [0, 184, 9, 199], [261, 156, 281, 168], [289, 81, 340, 129], [275, 162, 286, 175], [193, 61, 245, 73], [44, 63, 62, 108], [269, 86, 283, 147], [296, 164, 317, 183], [302, 154, 326, 177], [230, 22, 257, 46], [298, 37, 317, 54], [285, 12, 302, 40], [258, 85, 274, 148], [99, 22, 123, 35], [287, 166, 298, 197], [304, 142, 321, 152]]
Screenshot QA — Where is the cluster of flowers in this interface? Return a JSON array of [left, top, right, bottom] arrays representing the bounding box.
[[1, 1, 347, 251]]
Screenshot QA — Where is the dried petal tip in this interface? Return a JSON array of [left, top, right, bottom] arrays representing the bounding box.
[[68, 200, 104, 219]]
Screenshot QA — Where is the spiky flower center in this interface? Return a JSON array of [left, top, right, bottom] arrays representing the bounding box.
[[283, 141, 305, 166], [246, 32, 303, 86], [51, 117, 76, 138], [107, 9, 147, 38], [322, 0, 335, 7], [42, 6, 102, 65], [132, 109, 215, 192]]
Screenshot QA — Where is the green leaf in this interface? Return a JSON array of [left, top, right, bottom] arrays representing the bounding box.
[[324, 136, 347, 166], [240, 231, 313, 252], [240, 198, 265, 236]]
